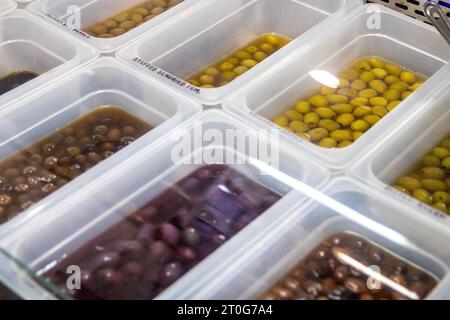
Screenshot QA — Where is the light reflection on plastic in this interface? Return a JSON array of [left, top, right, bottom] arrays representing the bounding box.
[[308, 70, 340, 88], [248, 158, 408, 247]]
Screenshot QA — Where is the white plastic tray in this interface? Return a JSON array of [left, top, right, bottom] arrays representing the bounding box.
[[0, 110, 330, 299], [27, 0, 201, 53], [0, 9, 98, 109], [184, 178, 450, 300], [0, 57, 201, 238], [222, 4, 450, 171], [117, 0, 362, 106], [349, 70, 450, 227]]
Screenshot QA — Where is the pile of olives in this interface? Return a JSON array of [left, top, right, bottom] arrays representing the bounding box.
[[85, 0, 183, 38], [272, 57, 424, 148], [186, 34, 291, 88], [394, 136, 450, 215]]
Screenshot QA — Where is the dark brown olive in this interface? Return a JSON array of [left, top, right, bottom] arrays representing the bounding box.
[[271, 286, 294, 300], [0, 194, 12, 205], [22, 166, 37, 175], [67, 146, 81, 157], [87, 152, 102, 164], [4, 168, 20, 178], [344, 277, 367, 294], [107, 128, 121, 141], [14, 184, 29, 193], [123, 126, 137, 136], [44, 156, 59, 169], [42, 143, 56, 154]]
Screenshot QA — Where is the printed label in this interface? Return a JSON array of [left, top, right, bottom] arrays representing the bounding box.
[[46, 14, 91, 39], [132, 57, 201, 95]]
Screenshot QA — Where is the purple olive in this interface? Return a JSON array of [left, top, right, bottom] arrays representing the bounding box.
[[172, 210, 194, 228], [160, 223, 180, 245], [159, 262, 184, 287], [93, 252, 120, 269], [181, 227, 201, 247], [181, 177, 200, 190], [140, 206, 159, 221], [177, 247, 196, 262], [121, 261, 144, 277], [195, 168, 211, 181], [80, 270, 93, 288], [115, 240, 143, 257], [149, 241, 172, 263], [97, 268, 123, 286]]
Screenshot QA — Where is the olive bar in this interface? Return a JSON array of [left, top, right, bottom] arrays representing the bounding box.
[[260, 233, 438, 300], [186, 33, 291, 89], [394, 136, 450, 215], [0, 106, 152, 224], [41, 165, 281, 300], [85, 0, 184, 38], [272, 56, 426, 149]]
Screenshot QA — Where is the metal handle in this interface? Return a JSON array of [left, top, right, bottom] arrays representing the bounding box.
[[424, 0, 450, 45]]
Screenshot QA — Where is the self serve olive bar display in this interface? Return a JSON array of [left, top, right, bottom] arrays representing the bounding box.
[[261, 233, 438, 300], [85, 0, 184, 38], [41, 165, 281, 300], [186, 34, 291, 88], [271, 56, 425, 148], [0, 106, 152, 224]]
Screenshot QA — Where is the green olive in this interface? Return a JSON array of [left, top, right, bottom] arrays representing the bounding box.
[[336, 113, 355, 127], [308, 95, 329, 108], [295, 101, 311, 114], [315, 107, 336, 119], [433, 147, 450, 159], [433, 191, 450, 204], [330, 103, 353, 114], [421, 179, 447, 192], [396, 176, 421, 191], [319, 137, 337, 148], [308, 128, 329, 142], [412, 189, 432, 204], [284, 109, 303, 121], [319, 119, 341, 132], [421, 167, 446, 180], [423, 154, 441, 167], [304, 112, 320, 128], [330, 130, 352, 142]]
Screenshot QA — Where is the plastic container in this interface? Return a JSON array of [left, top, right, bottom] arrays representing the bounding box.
[[222, 4, 450, 171], [0, 9, 98, 108], [0, 0, 16, 15], [184, 178, 450, 300], [349, 69, 450, 226], [117, 0, 362, 106], [27, 0, 201, 53], [0, 57, 201, 238], [0, 110, 330, 299]]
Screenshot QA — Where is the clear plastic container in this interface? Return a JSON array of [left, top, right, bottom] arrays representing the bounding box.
[[27, 0, 201, 53], [0, 57, 201, 238], [184, 178, 450, 300], [117, 0, 362, 106], [349, 70, 450, 226], [0, 9, 98, 108], [0, 110, 330, 299], [0, 0, 16, 15], [222, 4, 450, 171]]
